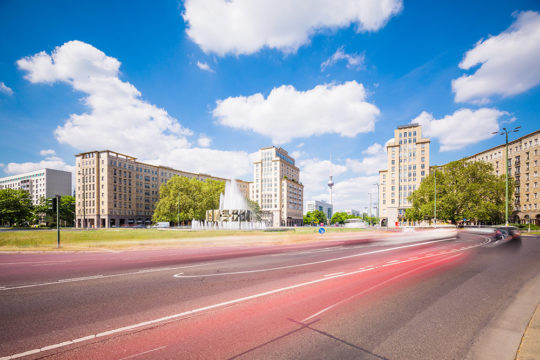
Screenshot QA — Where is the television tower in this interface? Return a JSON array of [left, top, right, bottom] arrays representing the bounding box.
[[328, 155, 334, 205]]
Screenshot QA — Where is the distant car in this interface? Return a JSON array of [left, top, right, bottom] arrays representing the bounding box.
[[493, 226, 521, 242], [153, 222, 170, 228]]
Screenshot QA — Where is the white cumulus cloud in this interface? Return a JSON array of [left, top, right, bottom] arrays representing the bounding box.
[[345, 142, 387, 174], [299, 158, 347, 197], [299, 142, 384, 210], [197, 135, 212, 147], [4, 155, 74, 176], [213, 81, 380, 144], [0, 82, 13, 96], [412, 108, 506, 151], [321, 47, 365, 71], [183, 0, 403, 56], [196, 61, 214, 72], [452, 11, 540, 104], [311, 175, 379, 212], [39, 149, 56, 156], [17, 41, 252, 180]]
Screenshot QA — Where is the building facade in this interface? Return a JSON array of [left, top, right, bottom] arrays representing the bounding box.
[[464, 129, 540, 225], [75, 150, 248, 228], [344, 209, 361, 217], [0, 168, 72, 205], [305, 200, 333, 222], [249, 146, 303, 227], [379, 124, 431, 227]]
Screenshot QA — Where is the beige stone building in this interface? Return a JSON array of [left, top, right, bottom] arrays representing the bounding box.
[[464, 129, 540, 225], [249, 146, 303, 227], [75, 150, 249, 228], [379, 124, 431, 227]]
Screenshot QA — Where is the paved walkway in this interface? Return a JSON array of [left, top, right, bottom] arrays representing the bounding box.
[[516, 302, 540, 359]]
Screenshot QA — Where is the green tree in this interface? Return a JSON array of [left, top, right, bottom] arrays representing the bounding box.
[[330, 212, 349, 224], [59, 196, 75, 226], [0, 189, 34, 226], [32, 195, 75, 227], [303, 210, 327, 225], [405, 160, 510, 224], [152, 176, 225, 225], [247, 199, 262, 221]]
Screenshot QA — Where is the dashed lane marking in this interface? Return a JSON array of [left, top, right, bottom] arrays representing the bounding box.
[[324, 272, 344, 277], [0, 263, 209, 292], [173, 237, 459, 278], [0, 237, 491, 360]]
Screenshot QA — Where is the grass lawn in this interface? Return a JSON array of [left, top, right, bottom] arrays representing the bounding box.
[[0, 226, 372, 251]]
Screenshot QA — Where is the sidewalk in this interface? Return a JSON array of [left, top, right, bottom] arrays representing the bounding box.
[[516, 302, 540, 360]]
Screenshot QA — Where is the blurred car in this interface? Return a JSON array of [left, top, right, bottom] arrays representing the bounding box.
[[493, 226, 521, 242]]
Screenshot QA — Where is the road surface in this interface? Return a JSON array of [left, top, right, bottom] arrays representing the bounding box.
[[0, 230, 539, 359]]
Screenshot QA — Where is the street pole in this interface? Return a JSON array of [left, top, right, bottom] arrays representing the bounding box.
[[56, 195, 60, 248], [82, 172, 86, 230], [434, 167, 437, 227], [373, 183, 379, 224], [505, 130, 509, 226], [493, 126, 520, 226], [177, 193, 180, 227], [368, 192, 372, 226]]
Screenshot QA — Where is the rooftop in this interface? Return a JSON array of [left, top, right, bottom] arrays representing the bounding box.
[[396, 123, 420, 130]]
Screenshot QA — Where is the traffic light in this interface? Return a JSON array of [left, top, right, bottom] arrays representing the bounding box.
[[47, 198, 55, 212], [47, 197, 58, 212]]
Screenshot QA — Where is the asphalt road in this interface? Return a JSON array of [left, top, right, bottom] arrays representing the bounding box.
[[0, 230, 539, 360]]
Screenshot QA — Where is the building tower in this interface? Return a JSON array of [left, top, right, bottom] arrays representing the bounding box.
[[328, 155, 334, 205], [249, 146, 304, 227], [328, 175, 334, 205], [378, 124, 430, 227]]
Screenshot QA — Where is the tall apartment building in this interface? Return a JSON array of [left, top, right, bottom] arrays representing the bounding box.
[[305, 200, 333, 221], [379, 124, 431, 227], [0, 168, 72, 205], [75, 150, 249, 228], [249, 146, 303, 227], [465, 129, 540, 225]]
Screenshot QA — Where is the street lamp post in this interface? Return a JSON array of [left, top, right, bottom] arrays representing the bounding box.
[[82, 171, 86, 230], [492, 126, 520, 226], [177, 192, 180, 227], [368, 192, 372, 226], [433, 166, 437, 227], [373, 183, 379, 226]]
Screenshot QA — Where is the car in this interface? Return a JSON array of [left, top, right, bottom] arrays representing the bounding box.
[[493, 226, 521, 242]]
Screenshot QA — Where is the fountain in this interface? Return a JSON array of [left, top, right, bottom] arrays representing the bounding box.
[[191, 179, 266, 230]]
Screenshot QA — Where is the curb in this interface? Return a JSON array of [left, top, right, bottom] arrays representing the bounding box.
[[516, 302, 540, 360]]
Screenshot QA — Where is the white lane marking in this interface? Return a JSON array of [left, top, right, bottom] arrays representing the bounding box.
[[0, 239, 485, 360], [270, 247, 344, 257], [0, 260, 73, 266], [173, 237, 458, 278], [58, 275, 104, 283], [324, 272, 344, 277], [119, 346, 167, 360], [0, 263, 209, 292], [302, 253, 463, 322]]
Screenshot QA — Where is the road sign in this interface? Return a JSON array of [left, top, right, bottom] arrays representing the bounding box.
[[319, 227, 326, 234]]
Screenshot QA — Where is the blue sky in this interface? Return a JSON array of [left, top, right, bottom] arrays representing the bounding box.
[[1, 0, 540, 211]]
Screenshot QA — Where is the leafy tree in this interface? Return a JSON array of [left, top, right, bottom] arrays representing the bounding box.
[[59, 195, 76, 226], [405, 160, 510, 224], [247, 199, 262, 221], [330, 212, 349, 224], [33, 195, 75, 227], [152, 176, 225, 225], [0, 189, 34, 226], [303, 210, 327, 225]]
